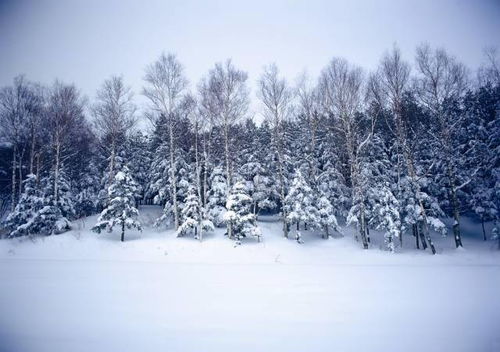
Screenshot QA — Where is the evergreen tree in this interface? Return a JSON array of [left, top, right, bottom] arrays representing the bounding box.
[[125, 131, 152, 204], [177, 186, 214, 239], [207, 166, 228, 227], [315, 195, 339, 239], [3, 174, 43, 237], [74, 161, 101, 218], [92, 164, 142, 242], [154, 148, 191, 228], [369, 182, 401, 252], [284, 170, 319, 236], [224, 182, 261, 242], [239, 154, 278, 217]]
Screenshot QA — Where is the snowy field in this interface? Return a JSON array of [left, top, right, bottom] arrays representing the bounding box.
[[0, 205, 499, 352]]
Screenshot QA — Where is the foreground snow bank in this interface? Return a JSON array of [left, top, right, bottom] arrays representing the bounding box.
[[0, 206, 499, 352]]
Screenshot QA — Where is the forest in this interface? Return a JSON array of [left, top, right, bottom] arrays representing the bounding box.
[[1, 44, 499, 253]]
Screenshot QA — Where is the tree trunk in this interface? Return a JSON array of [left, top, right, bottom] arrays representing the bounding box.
[[29, 128, 36, 175], [11, 147, 16, 212], [109, 140, 116, 185], [202, 134, 209, 208], [423, 222, 436, 254], [359, 206, 369, 249], [414, 224, 420, 249], [418, 222, 428, 250], [121, 221, 125, 242], [482, 218, 486, 241], [54, 142, 60, 203], [194, 124, 203, 241], [223, 121, 233, 239], [36, 152, 41, 187], [277, 141, 288, 238], [169, 116, 179, 230], [449, 172, 463, 247], [18, 149, 23, 197]]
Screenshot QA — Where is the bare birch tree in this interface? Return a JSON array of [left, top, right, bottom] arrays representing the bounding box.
[[179, 92, 206, 240], [415, 43, 469, 248], [376, 45, 438, 254], [318, 58, 372, 248], [477, 47, 500, 86], [143, 53, 188, 230], [46, 81, 85, 204], [296, 71, 321, 178], [92, 75, 136, 185], [0, 76, 44, 210], [199, 60, 249, 239], [258, 63, 293, 238]]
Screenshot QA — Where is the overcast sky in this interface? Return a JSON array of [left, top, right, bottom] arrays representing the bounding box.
[[1, 0, 499, 119]]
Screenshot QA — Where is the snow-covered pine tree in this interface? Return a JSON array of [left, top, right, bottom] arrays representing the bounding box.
[[9, 167, 75, 237], [3, 174, 43, 237], [207, 166, 228, 227], [239, 154, 278, 217], [154, 148, 191, 228], [284, 170, 319, 237], [224, 181, 261, 242], [125, 131, 152, 205], [8, 173, 73, 237], [92, 164, 142, 242], [74, 160, 101, 218], [177, 186, 214, 240], [315, 195, 339, 239], [316, 138, 350, 220], [47, 164, 75, 220], [174, 149, 192, 216], [369, 182, 401, 252], [148, 141, 172, 226], [463, 83, 500, 241]]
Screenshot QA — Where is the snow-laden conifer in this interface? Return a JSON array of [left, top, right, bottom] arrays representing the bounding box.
[[224, 182, 261, 242], [92, 164, 142, 242]]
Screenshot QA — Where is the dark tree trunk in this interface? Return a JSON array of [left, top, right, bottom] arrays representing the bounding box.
[[414, 225, 420, 249], [482, 218, 486, 241], [360, 223, 368, 249], [425, 229, 436, 254], [418, 222, 428, 250], [121, 222, 125, 242], [11, 148, 16, 212]]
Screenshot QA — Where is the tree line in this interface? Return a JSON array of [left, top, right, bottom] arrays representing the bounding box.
[[0, 44, 498, 251]]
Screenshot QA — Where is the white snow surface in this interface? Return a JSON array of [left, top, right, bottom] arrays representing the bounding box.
[[0, 205, 499, 352]]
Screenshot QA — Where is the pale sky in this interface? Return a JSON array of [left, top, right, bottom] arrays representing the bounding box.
[[1, 0, 499, 120]]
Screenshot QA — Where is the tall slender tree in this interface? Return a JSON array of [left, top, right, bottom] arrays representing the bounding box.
[[199, 60, 249, 239], [258, 63, 293, 238], [143, 53, 188, 230]]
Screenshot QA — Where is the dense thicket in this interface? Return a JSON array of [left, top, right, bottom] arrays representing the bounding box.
[[1, 45, 498, 251]]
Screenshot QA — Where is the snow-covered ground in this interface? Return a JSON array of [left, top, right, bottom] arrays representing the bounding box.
[[0, 205, 499, 352]]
